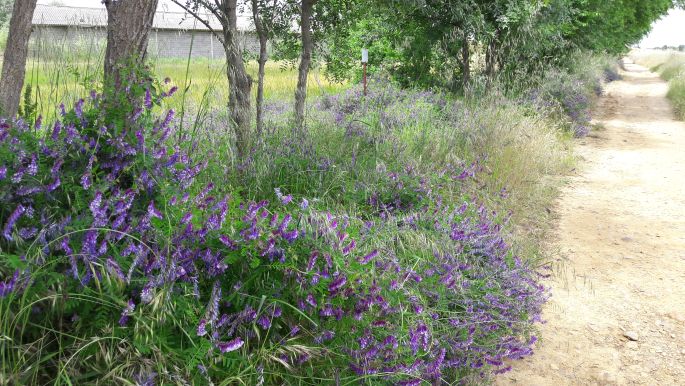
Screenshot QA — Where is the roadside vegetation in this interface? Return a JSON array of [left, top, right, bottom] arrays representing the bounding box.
[[632, 49, 685, 119], [0, 0, 672, 384]]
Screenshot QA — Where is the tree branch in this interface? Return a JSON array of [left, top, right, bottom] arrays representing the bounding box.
[[169, 0, 225, 44]]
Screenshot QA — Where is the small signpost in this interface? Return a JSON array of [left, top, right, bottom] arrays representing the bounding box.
[[361, 48, 368, 96]]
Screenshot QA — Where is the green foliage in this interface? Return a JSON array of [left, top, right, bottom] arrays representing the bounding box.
[[18, 84, 38, 125], [0, 0, 12, 29]]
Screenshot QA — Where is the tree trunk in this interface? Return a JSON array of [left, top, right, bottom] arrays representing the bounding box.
[[0, 0, 37, 118], [461, 35, 470, 91], [223, 0, 253, 158], [294, 0, 316, 128], [103, 0, 158, 93], [485, 28, 500, 85], [251, 0, 268, 138]]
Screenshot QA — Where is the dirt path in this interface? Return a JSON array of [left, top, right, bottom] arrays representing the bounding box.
[[496, 60, 685, 385]]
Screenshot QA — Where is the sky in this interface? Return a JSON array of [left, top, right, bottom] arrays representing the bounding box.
[[39, 2, 685, 48], [639, 8, 685, 48]]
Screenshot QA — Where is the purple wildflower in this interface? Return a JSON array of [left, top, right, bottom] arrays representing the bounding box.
[[147, 201, 163, 219], [328, 275, 347, 293], [118, 299, 136, 326], [0, 270, 20, 297], [3, 205, 26, 241], [217, 337, 244, 353], [358, 250, 379, 264], [106, 258, 125, 281], [144, 88, 153, 109], [257, 315, 271, 330], [197, 319, 208, 336]]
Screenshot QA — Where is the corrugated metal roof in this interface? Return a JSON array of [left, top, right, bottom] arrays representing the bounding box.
[[32, 4, 251, 32]]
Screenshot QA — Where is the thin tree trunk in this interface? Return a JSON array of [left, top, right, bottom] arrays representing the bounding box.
[[461, 35, 470, 91], [103, 0, 158, 93], [294, 0, 316, 128], [485, 28, 500, 85], [0, 0, 37, 118], [223, 0, 252, 158], [251, 0, 268, 137]]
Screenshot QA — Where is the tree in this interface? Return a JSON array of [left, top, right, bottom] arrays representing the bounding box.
[[250, 0, 280, 136], [171, 0, 253, 158], [103, 0, 159, 95], [0, 0, 37, 118], [294, 0, 317, 127]]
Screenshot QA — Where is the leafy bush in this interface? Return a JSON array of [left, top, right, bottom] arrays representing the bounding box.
[[527, 54, 620, 138]]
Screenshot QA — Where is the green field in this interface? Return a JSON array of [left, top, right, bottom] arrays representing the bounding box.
[[23, 56, 348, 119]]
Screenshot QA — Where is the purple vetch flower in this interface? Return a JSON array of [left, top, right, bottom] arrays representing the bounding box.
[[18, 227, 38, 239], [51, 158, 63, 176], [206, 281, 222, 325], [46, 176, 61, 192], [257, 315, 271, 330], [106, 258, 125, 281], [358, 250, 378, 265], [219, 235, 237, 250], [144, 88, 153, 109], [80, 173, 92, 190], [89, 192, 108, 227], [305, 293, 317, 308], [217, 337, 244, 353], [74, 99, 85, 119], [3, 204, 26, 241], [398, 379, 422, 386], [342, 240, 356, 255], [17, 186, 42, 196], [0, 270, 20, 297], [27, 154, 38, 175], [274, 188, 292, 205], [408, 322, 430, 354], [140, 283, 154, 303], [300, 198, 309, 210], [197, 319, 208, 336], [180, 212, 192, 225], [34, 115, 42, 130], [306, 251, 319, 272], [51, 121, 62, 140], [328, 275, 347, 293], [0, 165, 6, 180], [118, 299, 136, 326], [147, 201, 163, 220]]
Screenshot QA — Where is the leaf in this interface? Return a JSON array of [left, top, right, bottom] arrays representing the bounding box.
[[3, 254, 27, 270]]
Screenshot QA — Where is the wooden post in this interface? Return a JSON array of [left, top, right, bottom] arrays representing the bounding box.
[[361, 48, 368, 96]]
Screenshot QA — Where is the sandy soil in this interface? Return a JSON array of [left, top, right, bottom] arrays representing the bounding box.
[[496, 60, 685, 385]]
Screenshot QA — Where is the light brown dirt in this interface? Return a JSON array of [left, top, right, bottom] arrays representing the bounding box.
[[496, 60, 685, 385]]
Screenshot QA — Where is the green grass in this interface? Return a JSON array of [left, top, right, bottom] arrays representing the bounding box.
[[23, 57, 348, 121]]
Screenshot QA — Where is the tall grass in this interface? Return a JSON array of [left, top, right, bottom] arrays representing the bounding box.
[[631, 49, 685, 119], [15, 28, 347, 121]]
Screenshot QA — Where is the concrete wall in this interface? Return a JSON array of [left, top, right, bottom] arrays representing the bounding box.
[[30, 25, 259, 59]]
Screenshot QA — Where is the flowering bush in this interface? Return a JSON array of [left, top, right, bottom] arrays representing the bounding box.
[[1, 76, 548, 384]]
